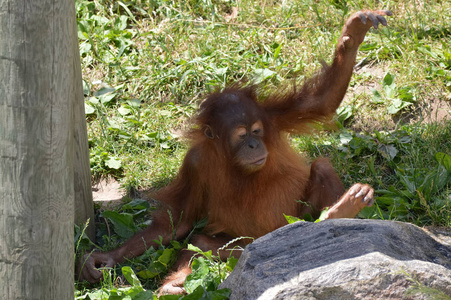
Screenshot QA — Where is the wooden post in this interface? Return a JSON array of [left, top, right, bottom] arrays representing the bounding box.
[[71, 0, 95, 241], [0, 0, 82, 298]]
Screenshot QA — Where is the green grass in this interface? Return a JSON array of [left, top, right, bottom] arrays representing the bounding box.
[[75, 0, 451, 298]]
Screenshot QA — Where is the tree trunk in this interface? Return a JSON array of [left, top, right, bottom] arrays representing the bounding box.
[[0, 0, 80, 298], [71, 1, 95, 241]]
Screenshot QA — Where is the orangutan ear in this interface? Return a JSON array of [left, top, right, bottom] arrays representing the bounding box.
[[204, 125, 215, 139]]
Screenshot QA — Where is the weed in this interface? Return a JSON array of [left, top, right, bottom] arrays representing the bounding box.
[[372, 72, 417, 115]]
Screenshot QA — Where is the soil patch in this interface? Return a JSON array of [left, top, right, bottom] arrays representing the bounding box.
[[92, 178, 125, 208]]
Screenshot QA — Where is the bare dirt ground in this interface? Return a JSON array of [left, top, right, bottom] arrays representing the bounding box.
[[92, 177, 154, 208], [92, 178, 126, 208], [344, 64, 450, 131]]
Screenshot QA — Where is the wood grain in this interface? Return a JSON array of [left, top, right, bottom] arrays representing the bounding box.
[[71, 0, 95, 241], [0, 0, 83, 298]]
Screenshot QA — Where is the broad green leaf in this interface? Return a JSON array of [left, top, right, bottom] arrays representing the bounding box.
[[158, 248, 175, 267], [133, 290, 155, 300], [359, 42, 378, 51], [88, 96, 99, 104], [137, 269, 159, 279], [108, 120, 121, 130], [182, 286, 204, 300], [284, 213, 301, 224], [94, 86, 116, 97], [253, 68, 276, 84], [226, 256, 238, 272], [187, 244, 213, 260], [208, 288, 232, 300], [101, 211, 137, 239], [443, 50, 451, 68], [136, 259, 167, 279], [159, 142, 170, 149], [398, 135, 412, 144], [357, 205, 378, 219], [387, 106, 398, 115], [382, 73, 397, 99], [398, 87, 416, 102], [184, 257, 210, 293], [117, 15, 129, 31], [436, 152, 451, 172], [81, 290, 109, 300], [77, 21, 89, 40], [122, 199, 151, 211], [371, 89, 384, 104], [273, 42, 283, 59], [315, 208, 329, 222], [84, 103, 95, 115], [82, 80, 90, 96], [122, 266, 143, 288], [118, 106, 131, 116], [127, 99, 141, 107], [92, 15, 109, 26], [336, 105, 353, 124], [339, 131, 353, 145], [79, 42, 91, 56], [99, 93, 116, 104], [159, 110, 172, 116], [105, 157, 122, 169], [214, 67, 228, 76], [384, 85, 396, 99], [396, 171, 417, 195], [301, 213, 314, 222], [187, 244, 203, 253], [382, 72, 395, 87], [435, 167, 450, 193]]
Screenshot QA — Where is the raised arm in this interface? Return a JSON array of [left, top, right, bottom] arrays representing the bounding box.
[[263, 10, 392, 133]]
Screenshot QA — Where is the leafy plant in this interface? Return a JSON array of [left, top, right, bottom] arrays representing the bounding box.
[[424, 45, 451, 93], [372, 72, 417, 115], [133, 244, 180, 281], [284, 208, 329, 224], [176, 244, 238, 299], [374, 152, 451, 223], [336, 129, 412, 161], [95, 199, 152, 248], [335, 104, 354, 128], [75, 266, 154, 300]]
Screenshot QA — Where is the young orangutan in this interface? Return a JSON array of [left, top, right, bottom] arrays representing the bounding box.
[[79, 10, 392, 295]]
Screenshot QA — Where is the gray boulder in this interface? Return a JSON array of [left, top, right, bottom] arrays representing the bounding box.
[[220, 219, 451, 299]]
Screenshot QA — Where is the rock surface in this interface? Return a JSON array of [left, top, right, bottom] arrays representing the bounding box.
[[220, 219, 451, 299]]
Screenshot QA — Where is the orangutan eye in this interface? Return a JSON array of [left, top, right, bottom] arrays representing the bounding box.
[[234, 126, 247, 140], [251, 121, 263, 136]]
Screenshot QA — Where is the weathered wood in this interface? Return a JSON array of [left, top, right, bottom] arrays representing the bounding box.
[[0, 0, 77, 298], [71, 0, 95, 241]]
